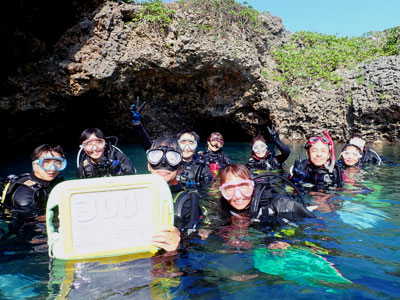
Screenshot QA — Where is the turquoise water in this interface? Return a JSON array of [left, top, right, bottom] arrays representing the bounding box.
[[0, 143, 399, 299]]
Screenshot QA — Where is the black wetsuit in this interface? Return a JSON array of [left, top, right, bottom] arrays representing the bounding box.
[[290, 158, 344, 189], [77, 143, 136, 178], [361, 148, 382, 165], [133, 122, 212, 187], [246, 139, 290, 173], [200, 149, 232, 175], [220, 179, 315, 225], [246, 153, 282, 172], [170, 182, 202, 232], [1, 173, 63, 211], [177, 154, 213, 188]]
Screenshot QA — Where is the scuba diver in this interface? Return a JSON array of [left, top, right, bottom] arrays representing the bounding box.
[[246, 124, 290, 172], [199, 132, 232, 177], [337, 144, 363, 168], [219, 164, 315, 225], [145, 136, 202, 251], [290, 131, 344, 189], [76, 128, 136, 178], [130, 98, 212, 188], [176, 130, 213, 188], [1, 144, 66, 213], [347, 135, 382, 166]]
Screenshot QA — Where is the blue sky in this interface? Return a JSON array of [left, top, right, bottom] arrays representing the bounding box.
[[237, 0, 399, 37]]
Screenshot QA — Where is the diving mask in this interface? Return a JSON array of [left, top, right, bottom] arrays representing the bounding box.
[[178, 138, 198, 151], [220, 179, 254, 200], [33, 157, 67, 171], [82, 138, 106, 151], [252, 143, 268, 153], [147, 147, 182, 171]]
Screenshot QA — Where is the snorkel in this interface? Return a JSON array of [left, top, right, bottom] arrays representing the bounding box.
[[323, 130, 335, 173]]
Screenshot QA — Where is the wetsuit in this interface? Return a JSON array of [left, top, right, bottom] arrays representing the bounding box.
[[133, 122, 212, 187], [246, 152, 284, 172], [220, 179, 315, 225], [200, 149, 232, 176], [290, 158, 344, 189], [1, 173, 63, 211], [170, 182, 202, 232], [361, 148, 382, 165], [177, 153, 213, 188], [77, 143, 136, 178]]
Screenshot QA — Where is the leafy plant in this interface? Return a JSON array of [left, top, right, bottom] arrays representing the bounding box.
[[271, 31, 383, 88], [132, 0, 175, 26]]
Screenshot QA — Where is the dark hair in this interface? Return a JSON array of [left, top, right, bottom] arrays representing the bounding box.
[[208, 132, 224, 142], [80, 128, 106, 144], [177, 130, 200, 142], [219, 164, 252, 186], [31, 144, 66, 160], [150, 136, 182, 155], [250, 134, 267, 154]]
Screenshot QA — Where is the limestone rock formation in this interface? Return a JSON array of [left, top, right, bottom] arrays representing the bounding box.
[[1, 0, 399, 151]]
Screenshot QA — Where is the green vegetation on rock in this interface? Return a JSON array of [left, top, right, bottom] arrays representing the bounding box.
[[271, 27, 400, 94], [130, 0, 175, 26]]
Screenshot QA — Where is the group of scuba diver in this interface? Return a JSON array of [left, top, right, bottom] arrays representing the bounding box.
[[0, 98, 383, 253]]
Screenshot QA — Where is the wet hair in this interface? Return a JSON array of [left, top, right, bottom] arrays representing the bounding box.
[[219, 164, 252, 186], [31, 144, 66, 160], [250, 134, 267, 154], [150, 136, 182, 156], [208, 132, 224, 142], [177, 130, 200, 142], [79, 128, 106, 144]]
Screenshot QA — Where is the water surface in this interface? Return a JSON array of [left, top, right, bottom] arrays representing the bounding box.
[[0, 143, 399, 299]]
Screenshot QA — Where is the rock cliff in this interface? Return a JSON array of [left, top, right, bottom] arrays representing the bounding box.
[[1, 0, 399, 152]]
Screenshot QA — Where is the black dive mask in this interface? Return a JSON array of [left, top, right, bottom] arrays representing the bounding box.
[[147, 146, 182, 171]]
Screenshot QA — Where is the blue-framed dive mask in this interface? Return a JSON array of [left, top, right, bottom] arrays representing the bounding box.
[[252, 143, 268, 153], [33, 157, 67, 171], [147, 147, 182, 171]]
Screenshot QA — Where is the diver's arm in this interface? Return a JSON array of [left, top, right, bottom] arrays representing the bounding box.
[[265, 124, 290, 164], [130, 98, 152, 151], [273, 138, 291, 164], [115, 151, 137, 175], [132, 120, 152, 151]]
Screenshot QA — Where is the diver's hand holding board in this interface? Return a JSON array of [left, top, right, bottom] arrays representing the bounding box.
[[46, 174, 174, 260]]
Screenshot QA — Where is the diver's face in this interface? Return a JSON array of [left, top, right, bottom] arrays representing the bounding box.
[[147, 163, 180, 184], [82, 133, 106, 163], [342, 146, 362, 167], [207, 137, 223, 152], [221, 173, 253, 211], [308, 141, 330, 167], [252, 140, 268, 158], [33, 151, 62, 182], [178, 133, 197, 161]]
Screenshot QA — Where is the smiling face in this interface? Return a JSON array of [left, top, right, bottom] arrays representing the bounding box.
[[33, 151, 63, 181], [308, 140, 330, 167], [148, 162, 181, 184], [82, 133, 106, 163], [178, 133, 197, 161], [342, 145, 362, 167], [221, 172, 253, 210], [252, 140, 268, 158]]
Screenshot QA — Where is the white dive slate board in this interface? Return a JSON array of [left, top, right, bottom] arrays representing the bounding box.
[[46, 174, 174, 260]]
